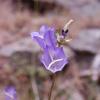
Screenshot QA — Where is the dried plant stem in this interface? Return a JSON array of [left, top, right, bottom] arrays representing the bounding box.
[[48, 74, 56, 100], [31, 79, 40, 100], [63, 19, 74, 32]]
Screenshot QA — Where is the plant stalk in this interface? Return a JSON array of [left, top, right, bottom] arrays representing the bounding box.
[[48, 74, 56, 100]]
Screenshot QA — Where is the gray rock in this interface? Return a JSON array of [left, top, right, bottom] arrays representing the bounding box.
[[63, 46, 75, 59], [68, 91, 84, 100], [91, 54, 100, 81], [0, 37, 41, 56], [69, 29, 100, 53], [57, 0, 100, 14]]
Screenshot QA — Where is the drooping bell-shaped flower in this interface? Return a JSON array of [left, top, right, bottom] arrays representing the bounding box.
[[31, 25, 68, 73], [40, 47, 68, 73], [31, 25, 57, 49], [4, 86, 17, 100]]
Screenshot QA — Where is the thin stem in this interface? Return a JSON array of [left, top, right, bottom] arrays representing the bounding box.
[[31, 78, 40, 100], [48, 74, 56, 100], [63, 19, 74, 32]]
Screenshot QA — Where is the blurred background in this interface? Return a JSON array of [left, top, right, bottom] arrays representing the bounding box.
[[0, 0, 100, 100]]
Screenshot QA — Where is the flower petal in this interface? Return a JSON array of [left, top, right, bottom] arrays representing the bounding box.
[[34, 36, 46, 49], [47, 47, 68, 73], [31, 32, 46, 49], [5, 86, 17, 100], [40, 49, 51, 69], [31, 32, 43, 38], [48, 47, 67, 60], [41, 47, 68, 73], [48, 58, 67, 73], [39, 25, 48, 36], [44, 28, 57, 48]]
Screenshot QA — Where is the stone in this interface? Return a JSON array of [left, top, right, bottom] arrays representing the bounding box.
[[69, 91, 84, 100], [0, 37, 41, 56], [69, 29, 100, 53], [91, 54, 100, 81]]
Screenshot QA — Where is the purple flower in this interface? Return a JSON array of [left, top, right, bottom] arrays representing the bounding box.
[[40, 47, 68, 73], [31, 25, 57, 49], [4, 86, 17, 100], [31, 25, 68, 73]]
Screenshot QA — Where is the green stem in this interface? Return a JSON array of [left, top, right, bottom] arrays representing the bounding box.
[[48, 74, 56, 100]]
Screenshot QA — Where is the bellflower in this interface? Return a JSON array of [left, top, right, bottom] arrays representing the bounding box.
[[31, 25, 57, 49], [40, 47, 68, 73], [4, 86, 17, 100], [31, 25, 68, 73]]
